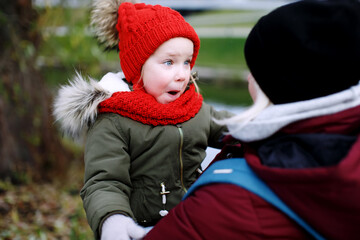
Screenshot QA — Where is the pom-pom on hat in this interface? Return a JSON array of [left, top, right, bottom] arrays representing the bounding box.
[[244, 0, 360, 104], [91, 0, 200, 87]]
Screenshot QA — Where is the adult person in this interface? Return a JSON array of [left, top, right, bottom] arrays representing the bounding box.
[[144, 0, 360, 239]]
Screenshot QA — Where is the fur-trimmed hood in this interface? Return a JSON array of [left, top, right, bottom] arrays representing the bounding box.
[[52, 72, 130, 140]]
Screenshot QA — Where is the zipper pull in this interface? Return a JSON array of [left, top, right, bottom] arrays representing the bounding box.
[[159, 182, 170, 217]]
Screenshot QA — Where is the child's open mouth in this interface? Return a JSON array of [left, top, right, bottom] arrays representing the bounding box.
[[168, 91, 179, 95]]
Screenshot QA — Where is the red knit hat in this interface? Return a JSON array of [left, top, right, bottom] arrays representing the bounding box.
[[91, 1, 200, 87]]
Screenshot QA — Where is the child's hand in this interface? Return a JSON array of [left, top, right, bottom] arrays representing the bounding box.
[[101, 214, 147, 240]]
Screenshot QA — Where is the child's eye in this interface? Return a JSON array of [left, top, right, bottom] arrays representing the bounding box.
[[164, 60, 173, 66], [184, 60, 191, 65]]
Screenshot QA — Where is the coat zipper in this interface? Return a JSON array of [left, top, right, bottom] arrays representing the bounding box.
[[177, 124, 187, 192]]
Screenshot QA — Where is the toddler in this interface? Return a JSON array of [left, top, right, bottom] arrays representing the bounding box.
[[53, 1, 233, 239]]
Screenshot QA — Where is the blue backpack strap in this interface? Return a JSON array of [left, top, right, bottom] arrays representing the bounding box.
[[183, 158, 325, 240]]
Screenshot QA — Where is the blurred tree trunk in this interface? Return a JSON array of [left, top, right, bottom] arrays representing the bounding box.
[[0, 0, 73, 182]]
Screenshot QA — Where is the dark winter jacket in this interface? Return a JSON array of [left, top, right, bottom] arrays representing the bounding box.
[[82, 102, 231, 238], [145, 90, 360, 240]]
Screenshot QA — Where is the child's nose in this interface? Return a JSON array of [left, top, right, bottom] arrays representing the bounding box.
[[175, 67, 187, 81]]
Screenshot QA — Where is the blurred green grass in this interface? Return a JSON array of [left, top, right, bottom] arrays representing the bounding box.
[[197, 37, 246, 69], [198, 80, 251, 106]]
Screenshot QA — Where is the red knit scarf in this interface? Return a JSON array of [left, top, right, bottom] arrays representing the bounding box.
[[98, 84, 203, 126]]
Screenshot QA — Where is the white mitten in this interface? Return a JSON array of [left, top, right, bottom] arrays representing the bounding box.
[[98, 72, 130, 93], [101, 214, 147, 240]]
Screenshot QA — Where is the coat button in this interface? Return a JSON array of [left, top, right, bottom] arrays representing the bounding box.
[[226, 153, 233, 159]]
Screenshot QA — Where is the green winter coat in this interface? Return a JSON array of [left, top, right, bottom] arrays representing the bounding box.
[[80, 102, 232, 239]]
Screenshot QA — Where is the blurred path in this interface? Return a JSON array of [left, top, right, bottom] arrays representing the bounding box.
[[192, 27, 251, 38], [193, 66, 248, 82], [142, 0, 296, 11], [186, 11, 265, 38], [186, 12, 265, 26]]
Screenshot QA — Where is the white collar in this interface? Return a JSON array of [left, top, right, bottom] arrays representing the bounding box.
[[228, 82, 360, 142]]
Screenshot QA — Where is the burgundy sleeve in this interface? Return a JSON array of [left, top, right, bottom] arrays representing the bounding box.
[[144, 184, 263, 240]]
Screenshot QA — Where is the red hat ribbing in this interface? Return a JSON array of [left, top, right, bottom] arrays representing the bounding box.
[[116, 2, 200, 86]]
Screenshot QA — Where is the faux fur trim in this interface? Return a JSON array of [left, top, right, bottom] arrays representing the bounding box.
[[91, 0, 139, 49], [53, 72, 129, 140]]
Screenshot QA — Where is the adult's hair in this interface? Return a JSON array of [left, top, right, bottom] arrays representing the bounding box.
[[215, 77, 271, 133]]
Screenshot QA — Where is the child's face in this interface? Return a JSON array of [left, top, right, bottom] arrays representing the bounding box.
[[142, 37, 194, 104]]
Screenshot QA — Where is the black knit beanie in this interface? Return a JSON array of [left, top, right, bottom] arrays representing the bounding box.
[[245, 0, 360, 104]]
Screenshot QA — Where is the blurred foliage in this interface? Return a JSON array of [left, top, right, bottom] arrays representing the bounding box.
[[0, 161, 93, 240], [36, 6, 111, 85]]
